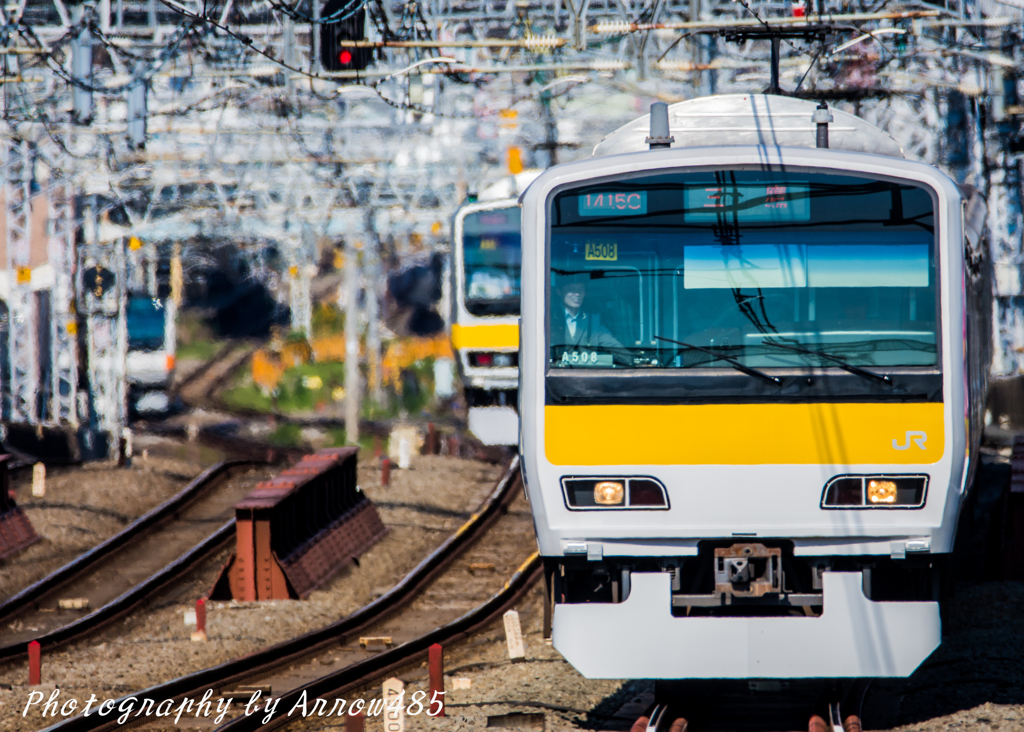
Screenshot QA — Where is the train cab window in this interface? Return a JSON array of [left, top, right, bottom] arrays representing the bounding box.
[[127, 295, 167, 351], [461, 206, 522, 317], [548, 171, 938, 381]]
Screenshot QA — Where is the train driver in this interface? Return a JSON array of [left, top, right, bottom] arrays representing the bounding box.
[[550, 275, 630, 366]]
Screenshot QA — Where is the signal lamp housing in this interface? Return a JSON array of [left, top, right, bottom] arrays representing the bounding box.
[[319, 3, 372, 72], [821, 474, 927, 509], [562, 476, 668, 510], [469, 351, 517, 368]]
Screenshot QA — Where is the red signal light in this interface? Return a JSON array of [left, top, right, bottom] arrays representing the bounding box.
[[320, 4, 369, 72]]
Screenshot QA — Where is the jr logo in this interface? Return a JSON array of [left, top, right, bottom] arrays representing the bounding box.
[[893, 431, 928, 451]]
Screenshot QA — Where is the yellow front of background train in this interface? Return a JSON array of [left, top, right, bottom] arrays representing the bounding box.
[[450, 198, 521, 445]]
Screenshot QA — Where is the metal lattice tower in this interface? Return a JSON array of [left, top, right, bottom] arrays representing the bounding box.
[[0, 0, 1018, 429], [3, 139, 38, 424], [79, 210, 127, 444], [47, 179, 79, 427]]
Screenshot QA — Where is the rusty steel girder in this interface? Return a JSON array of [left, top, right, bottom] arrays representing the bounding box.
[[211, 447, 387, 600]]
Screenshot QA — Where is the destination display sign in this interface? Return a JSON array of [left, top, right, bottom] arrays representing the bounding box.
[[578, 191, 647, 216], [684, 183, 810, 222]]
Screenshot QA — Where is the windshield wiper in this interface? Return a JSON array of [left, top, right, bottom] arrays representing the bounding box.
[[758, 340, 892, 385], [654, 335, 781, 385]]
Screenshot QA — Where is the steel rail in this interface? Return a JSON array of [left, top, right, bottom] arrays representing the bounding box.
[[172, 340, 244, 397], [0, 460, 250, 624], [169, 337, 509, 464], [46, 455, 522, 732], [0, 522, 236, 661], [225, 551, 543, 732], [0, 460, 258, 661], [631, 693, 866, 731], [180, 342, 264, 410]]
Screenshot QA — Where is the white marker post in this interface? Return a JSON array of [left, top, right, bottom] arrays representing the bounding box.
[[31, 463, 45, 497], [398, 437, 411, 469], [382, 677, 405, 732], [503, 609, 526, 661]]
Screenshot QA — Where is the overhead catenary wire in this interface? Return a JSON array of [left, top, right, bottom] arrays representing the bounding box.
[[0, 0, 1009, 127], [9, 13, 200, 95], [0, 0, 1013, 185]]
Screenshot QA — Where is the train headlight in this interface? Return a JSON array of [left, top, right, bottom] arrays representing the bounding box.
[[469, 351, 517, 368], [562, 477, 668, 510], [821, 475, 928, 509], [594, 481, 625, 505], [867, 480, 898, 504]]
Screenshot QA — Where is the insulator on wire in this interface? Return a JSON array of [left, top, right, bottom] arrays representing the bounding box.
[[71, 8, 93, 124], [126, 70, 148, 149], [522, 35, 563, 48]]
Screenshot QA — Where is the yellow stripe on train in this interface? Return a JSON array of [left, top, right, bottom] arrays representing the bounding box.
[[545, 402, 945, 465], [451, 324, 519, 350]]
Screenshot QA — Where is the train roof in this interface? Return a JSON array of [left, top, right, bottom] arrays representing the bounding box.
[[479, 170, 542, 201], [592, 94, 904, 159]]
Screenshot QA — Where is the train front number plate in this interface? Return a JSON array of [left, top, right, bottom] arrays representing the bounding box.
[[585, 241, 618, 261]]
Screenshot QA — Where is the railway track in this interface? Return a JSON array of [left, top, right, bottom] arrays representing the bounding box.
[[176, 341, 263, 410], [627, 685, 868, 732], [627, 710, 865, 732], [223, 552, 541, 732], [45, 456, 534, 732], [171, 338, 510, 463], [0, 460, 274, 661]]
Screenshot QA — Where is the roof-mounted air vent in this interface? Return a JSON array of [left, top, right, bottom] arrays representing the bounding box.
[[645, 102, 675, 150]]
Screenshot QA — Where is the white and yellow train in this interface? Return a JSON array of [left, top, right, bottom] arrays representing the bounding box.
[[449, 173, 539, 445], [519, 94, 989, 688]]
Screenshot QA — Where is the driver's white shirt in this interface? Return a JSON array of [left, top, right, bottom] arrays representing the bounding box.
[[565, 308, 580, 339]]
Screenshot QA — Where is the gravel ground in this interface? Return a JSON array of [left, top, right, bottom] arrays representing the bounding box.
[[2, 447, 1022, 732], [869, 581, 1024, 732], [0, 454, 202, 600], [282, 578, 1024, 732], [0, 454, 505, 732], [341, 581, 623, 732]]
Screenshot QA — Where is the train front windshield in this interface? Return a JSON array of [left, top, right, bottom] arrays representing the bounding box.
[[127, 295, 166, 351], [462, 207, 522, 316], [548, 171, 937, 373]]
